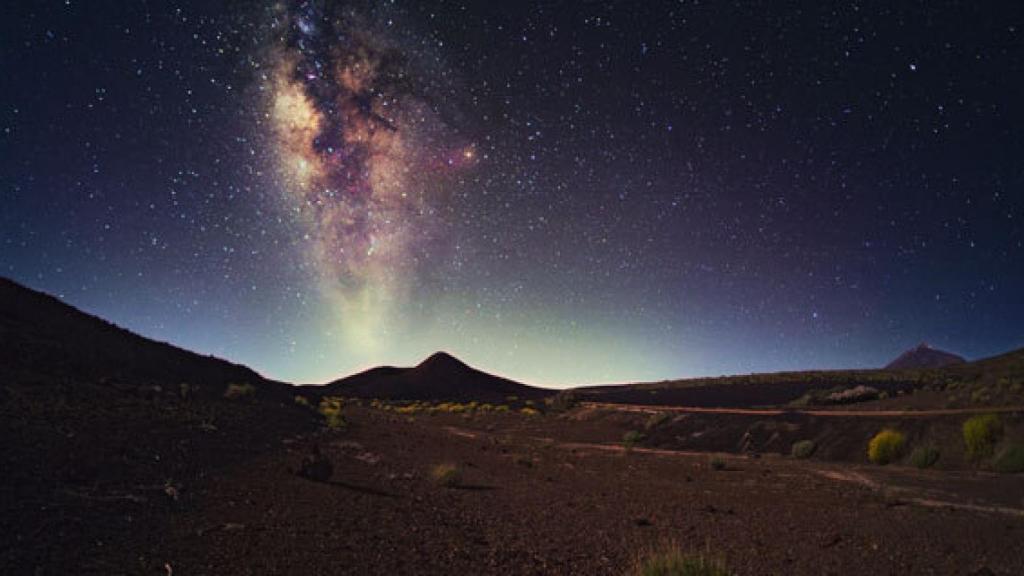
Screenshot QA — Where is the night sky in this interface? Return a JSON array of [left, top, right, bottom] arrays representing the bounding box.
[[2, 1, 1023, 386]]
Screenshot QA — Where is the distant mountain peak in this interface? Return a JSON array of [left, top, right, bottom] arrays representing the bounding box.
[[885, 343, 966, 370], [324, 351, 549, 402], [417, 351, 467, 371]]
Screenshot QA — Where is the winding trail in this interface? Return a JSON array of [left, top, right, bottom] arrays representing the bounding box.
[[440, 423, 1024, 518], [580, 401, 1024, 418]]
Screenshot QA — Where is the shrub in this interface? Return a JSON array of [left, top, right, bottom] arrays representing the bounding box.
[[294, 395, 311, 407], [318, 397, 346, 429], [790, 440, 816, 459], [494, 404, 510, 413], [993, 444, 1024, 474], [623, 430, 644, 450], [545, 390, 579, 413], [520, 407, 540, 417], [645, 412, 670, 430], [970, 388, 991, 404], [909, 446, 940, 469], [867, 429, 906, 465], [430, 463, 461, 487], [709, 457, 726, 471], [632, 545, 729, 576], [963, 414, 1003, 460], [223, 382, 255, 399]]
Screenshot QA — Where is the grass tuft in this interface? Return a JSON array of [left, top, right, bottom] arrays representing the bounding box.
[[790, 440, 816, 459], [909, 446, 940, 469], [645, 412, 670, 430], [430, 463, 461, 487], [633, 544, 730, 576], [623, 430, 644, 451]]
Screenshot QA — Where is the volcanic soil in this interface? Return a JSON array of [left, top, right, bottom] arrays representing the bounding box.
[[16, 404, 1015, 575]]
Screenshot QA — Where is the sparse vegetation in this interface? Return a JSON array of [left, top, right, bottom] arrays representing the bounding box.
[[790, 440, 816, 459], [519, 406, 540, 416], [294, 395, 311, 407], [909, 446, 940, 469], [645, 412, 670, 430], [632, 545, 729, 576], [430, 463, 461, 487], [223, 382, 255, 399], [623, 430, 644, 451], [709, 457, 726, 471], [867, 429, 906, 465], [545, 390, 579, 413], [318, 397, 346, 429], [963, 414, 1003, 461], [993, 444, 1024, 474]]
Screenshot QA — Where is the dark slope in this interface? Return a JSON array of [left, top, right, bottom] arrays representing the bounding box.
[[0, 277, 290, 398], [573, 346, 1024, 409], [320, 351, 552, 402], [0, 277, 317, 573], [885, 343, 966, 370]]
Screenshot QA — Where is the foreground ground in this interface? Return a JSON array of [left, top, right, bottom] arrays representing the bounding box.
[[31, 405, 1015, 575]]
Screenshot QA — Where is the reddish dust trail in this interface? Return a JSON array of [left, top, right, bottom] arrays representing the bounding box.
[[581, 402, 1024, 418], [440, 425, 723, 459], [440, 425, 1024, 518], [812, 468, 1024, 518]]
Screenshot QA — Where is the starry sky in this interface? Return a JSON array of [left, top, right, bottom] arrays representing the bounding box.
[[2, 1, 1023, 387]]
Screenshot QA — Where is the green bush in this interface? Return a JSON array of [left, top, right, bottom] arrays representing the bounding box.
[[963, 414, 1003, 460], [430, 463, 461, 487], [632, 546, 729, 576], [867, 429, 906, 465], [623, 430, 645, 450], [993, 444, 1024, 473], [223, 382, 255, 399], [909, 446, 940, 469], [790, 440, 816, 459]]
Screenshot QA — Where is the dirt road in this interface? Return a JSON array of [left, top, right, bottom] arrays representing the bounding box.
[[581, 401, 1024, 418]]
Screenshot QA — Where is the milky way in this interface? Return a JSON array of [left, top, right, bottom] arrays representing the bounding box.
[[4, 1, 1023, 385], [261, 2, 475, 354]]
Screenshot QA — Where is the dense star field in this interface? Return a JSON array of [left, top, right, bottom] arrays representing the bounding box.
[[1, 1, 1022, 385]]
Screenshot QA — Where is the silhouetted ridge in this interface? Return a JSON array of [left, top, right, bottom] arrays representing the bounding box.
[[322, 352, 551, 402], [0, 276, 290, 399], [416, 351, 469, 372], [885, 343, 966, 370]]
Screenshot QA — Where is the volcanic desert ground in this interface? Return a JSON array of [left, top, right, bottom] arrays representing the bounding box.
[[2, 277, 1023, 575]]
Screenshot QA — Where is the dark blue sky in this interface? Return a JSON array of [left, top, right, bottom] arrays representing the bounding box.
[[2, 1, 1022, 386]]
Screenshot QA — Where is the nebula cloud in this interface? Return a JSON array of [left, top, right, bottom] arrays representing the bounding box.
[[260, 2, 475, 355]]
